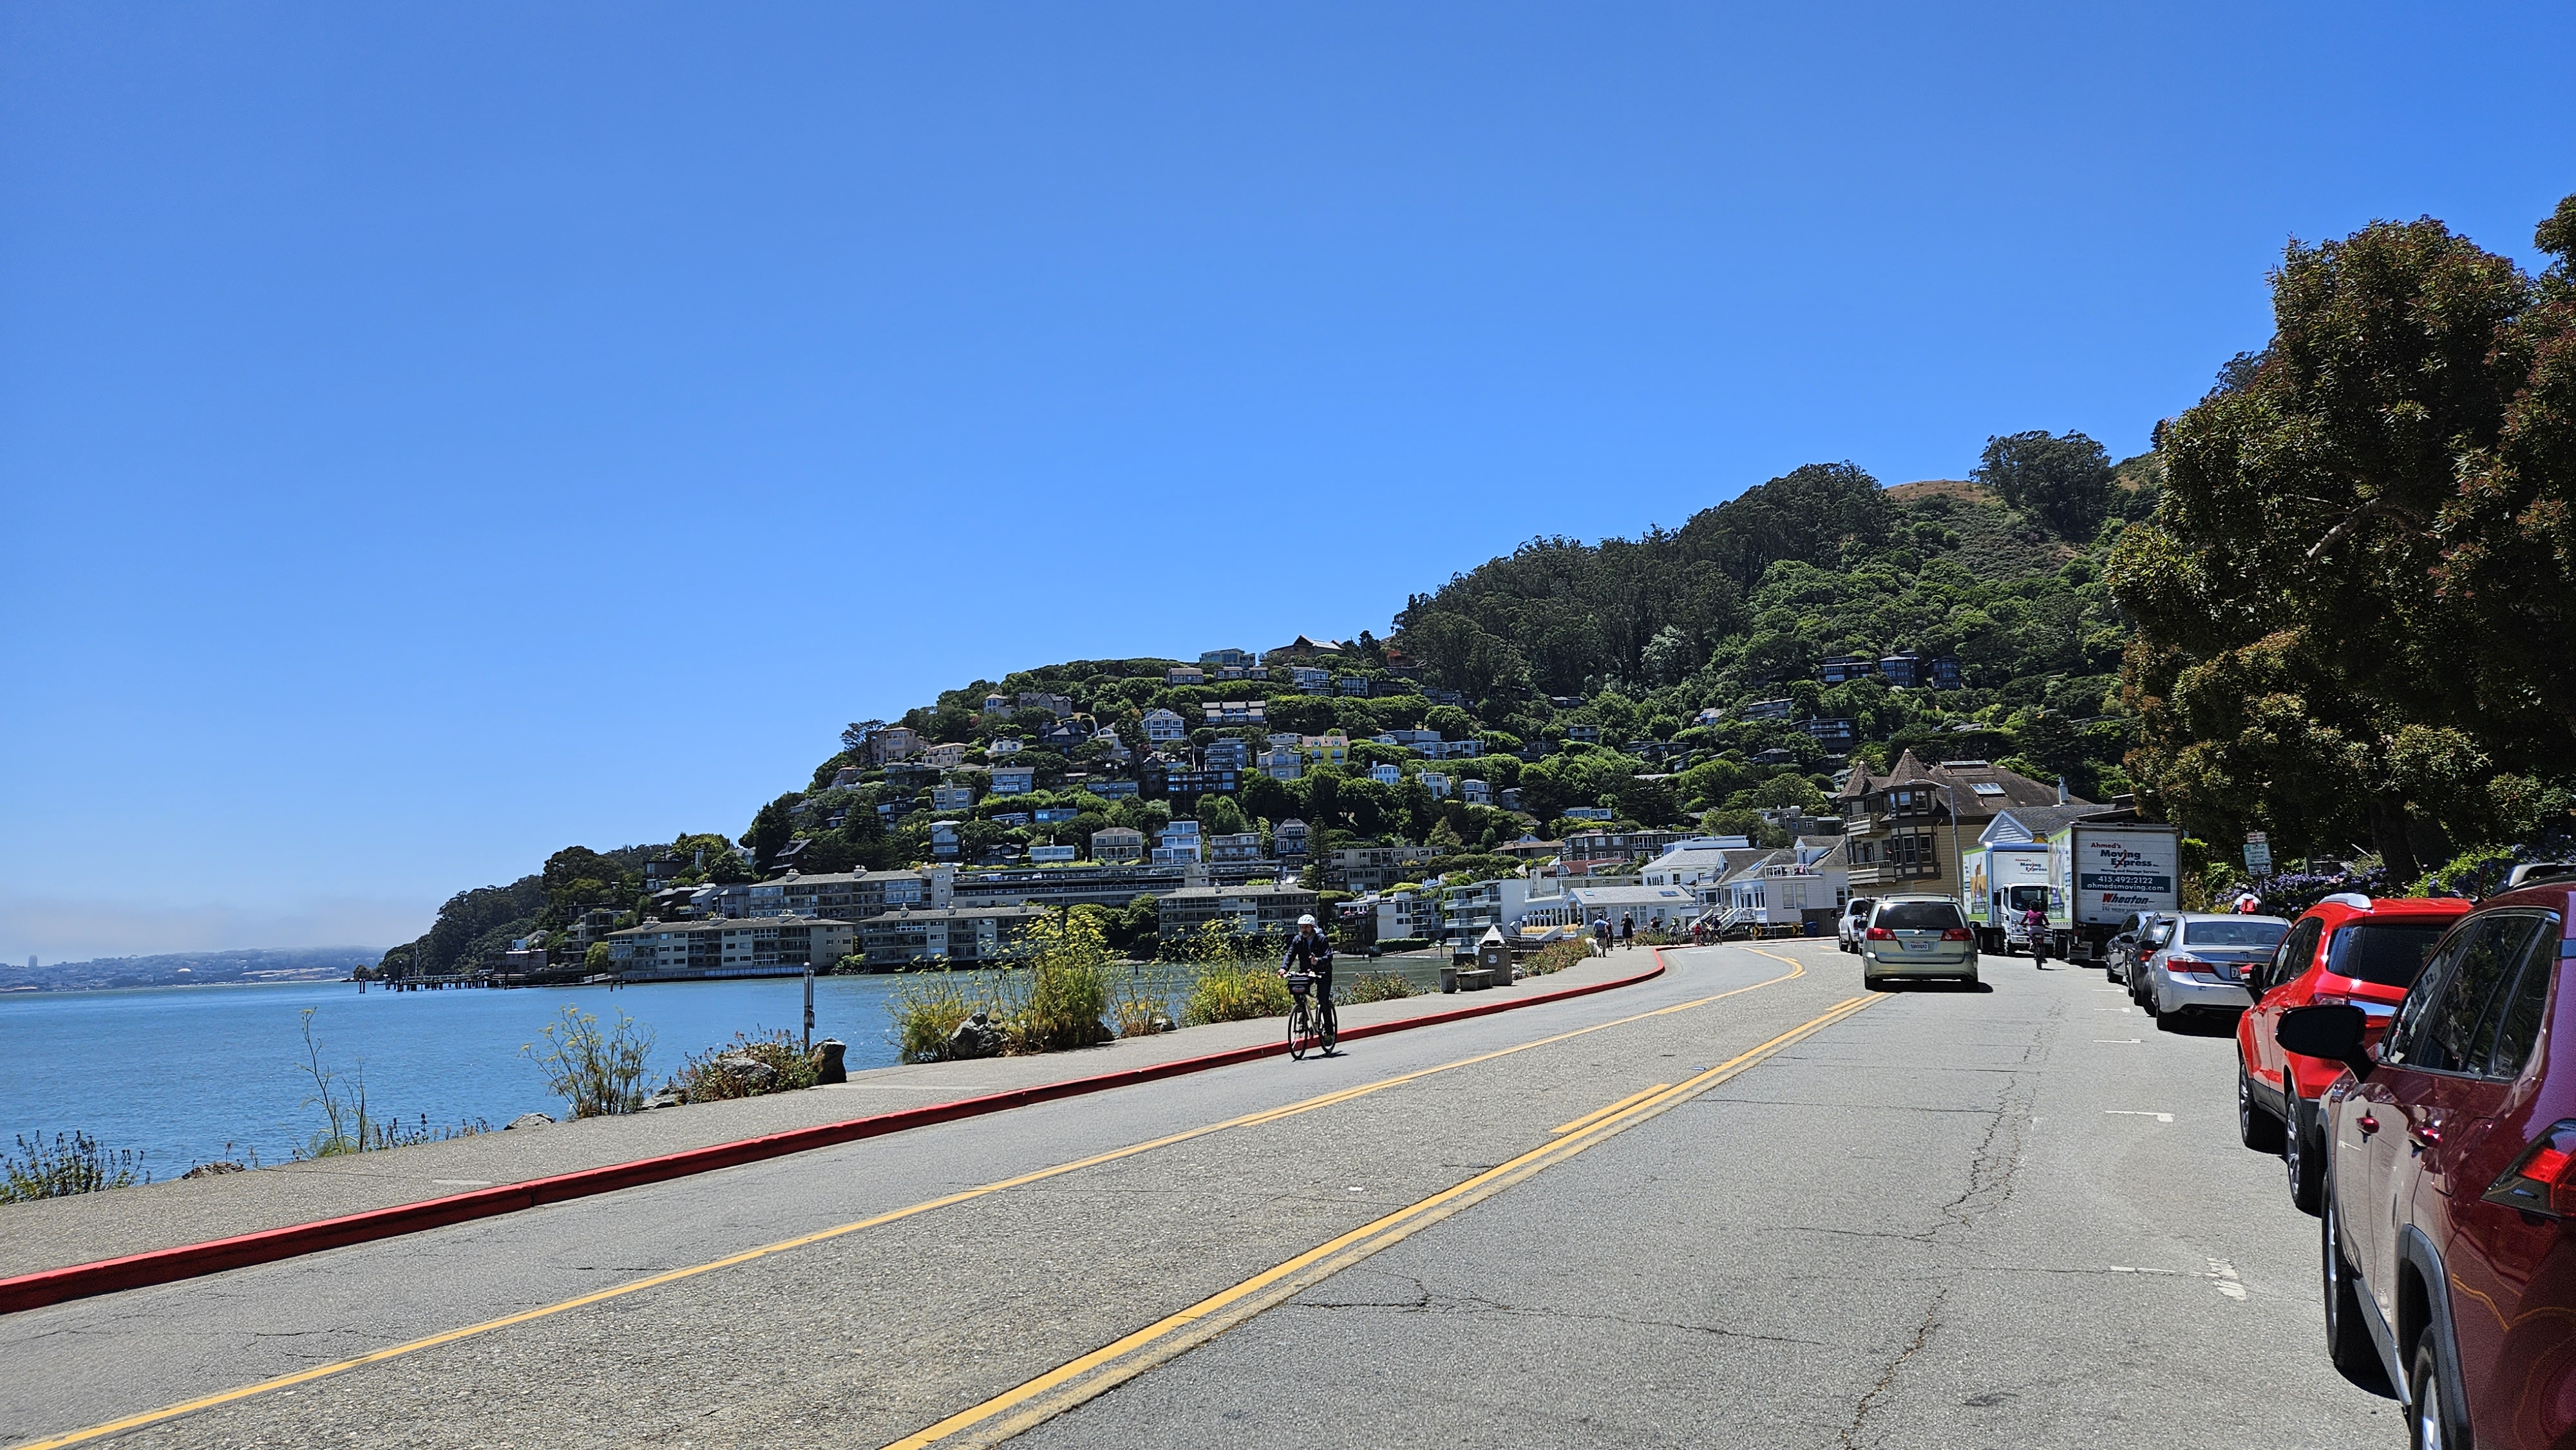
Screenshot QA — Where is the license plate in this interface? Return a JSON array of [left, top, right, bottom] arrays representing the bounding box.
[[1902, 939, 1932, 952]]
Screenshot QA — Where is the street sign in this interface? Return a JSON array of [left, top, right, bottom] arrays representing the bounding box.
[[2244, 832, 2273, 876]]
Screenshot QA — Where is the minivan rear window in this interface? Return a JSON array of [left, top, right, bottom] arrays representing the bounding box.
[[1878, 901, 1964, 930], [2182, 920, 2290, 948], [2327, 921, 2453, 988]]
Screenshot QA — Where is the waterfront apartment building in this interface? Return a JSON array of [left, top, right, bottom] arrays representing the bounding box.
[[604, 916, 858, 978], [749, 867, 956, 919], [1158, 884, 1321, 941], [1325, 843, 1437, 892], [852, 906, 1045, 968]]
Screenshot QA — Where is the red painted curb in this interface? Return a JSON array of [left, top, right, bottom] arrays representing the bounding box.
[[0, 951, 1667, 1315]]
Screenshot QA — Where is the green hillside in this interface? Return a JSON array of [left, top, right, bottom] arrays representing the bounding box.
[[381, 438, 2157, 975]]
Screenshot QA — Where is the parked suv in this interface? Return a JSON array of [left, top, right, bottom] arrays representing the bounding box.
[[1859, 896, 1978, 988], [2282, 883, 2575, 1447], [1837, 897, 1876, 954], [2238, 892, 2470, 1211], [2142, 913, 2290, 1026]]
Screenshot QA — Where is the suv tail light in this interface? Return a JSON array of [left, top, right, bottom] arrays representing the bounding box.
[[1864, 927, 1893, 941], [1941, 928, 1973, 942], [2484, 1120, 2576, 1218]]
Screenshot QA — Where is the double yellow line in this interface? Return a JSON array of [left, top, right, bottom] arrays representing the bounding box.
[[884, 989, 1881, 1449], [25, 945, 1842, 1450]]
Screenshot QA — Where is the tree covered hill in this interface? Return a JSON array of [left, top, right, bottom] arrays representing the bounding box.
[[381, 436, 2168, 975]]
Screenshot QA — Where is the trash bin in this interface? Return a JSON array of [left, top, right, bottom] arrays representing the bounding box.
[[1477, 927, 1512, 985]]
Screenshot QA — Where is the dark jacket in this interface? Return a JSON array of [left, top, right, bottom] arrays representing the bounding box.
[[1282, 930, 1333, 972]]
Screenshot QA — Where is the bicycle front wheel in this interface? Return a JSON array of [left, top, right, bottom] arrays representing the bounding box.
[[1287, 999, 1311, 1060]]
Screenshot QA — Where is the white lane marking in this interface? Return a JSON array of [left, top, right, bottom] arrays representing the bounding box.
[[2094, 989, 2125, 994], [2092, 1039, 2143, 1044], [2107, 1110, 2174, 1124], [431, 1179, 495, 1187], [2208, 1258, 2248, 1301]]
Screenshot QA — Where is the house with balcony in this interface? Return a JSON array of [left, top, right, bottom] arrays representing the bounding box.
[[988, 737, 1025, 757], [1199, 648, 1256, 668], [1440, 878, 1532, 945], [1709, 841, 1850, 932], [1818, 655, 1875, 686], [1204, 737, 1250, 771], [1562, 828, 1687, 874], [929, 821, 963, 860], [1564, 724, 1601, 744], [1154, 820, 1203, 865], [1142, 708, 1188, 744], [1837, 751, 2079, 895], [1374, 888, 1440, 942], [1165, 664, 1207, 686], [1273, 818, 1311, 863], [983, 693, 1010, 714], [1799, 717, 1858, 753], [1158, 766, 1239, 798], [989, 764, 1037, 796], [930, 784, 976, 813], [868, 726, 923, 763], [1461, 778, 1492, 806], [1284, 666, 1332, 692], [1741, 699, 1794, 722], [1202, 700, 1267, 727], [1206, 831, 1265, 864], [604, 916, 858, 979], [1018, 692, 1075, 718], [921, 742, 971, 768], [1090, 826, 1146, 864], [1297, 733, 1350, 767], [1368, 762, 1402, 786], [1028, 844, 1077, 864], [1337, 675, 1372, 697], [1421, 772, 1451, 800], [1257, 746, 1303, 780]]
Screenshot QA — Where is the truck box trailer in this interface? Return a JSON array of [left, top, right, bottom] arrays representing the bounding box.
[[2043, 822, 2183, 963], [1963, 843, 2054, 954]]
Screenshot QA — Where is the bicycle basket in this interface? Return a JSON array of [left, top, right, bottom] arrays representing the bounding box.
[[1285, 972, 1312, 997]]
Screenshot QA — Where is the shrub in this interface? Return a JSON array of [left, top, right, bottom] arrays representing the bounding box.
[[1005, 909, 1116, 1052], [889, 968, 984, 1063], [1522, 940, 1591, 977], [669, 1030, 821, 1102], [1338, 971, 1419, 1004], [1374, 936, 1433, 952], [524, 1005, 656, 1117], [2, 1131, 147, 1201], [1183, 958, 1292, 1025]]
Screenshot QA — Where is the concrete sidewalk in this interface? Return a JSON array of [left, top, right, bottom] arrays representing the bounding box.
[[0, 950, 1658, 1281]]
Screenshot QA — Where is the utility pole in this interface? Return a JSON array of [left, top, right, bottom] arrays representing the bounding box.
[[802, 963, 815, 1054]]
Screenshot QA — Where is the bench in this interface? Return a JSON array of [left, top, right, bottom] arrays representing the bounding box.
[[1444, 967, 1499, 992]]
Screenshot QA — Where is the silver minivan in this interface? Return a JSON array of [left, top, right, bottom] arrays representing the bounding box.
[[1861, 895, 1980, 987]]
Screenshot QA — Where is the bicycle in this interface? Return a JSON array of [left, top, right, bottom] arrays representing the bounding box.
[[1285, 972, 1338, 1060]]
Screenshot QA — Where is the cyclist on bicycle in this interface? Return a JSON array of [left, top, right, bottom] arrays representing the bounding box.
[[1282, 913, 1334, 995]]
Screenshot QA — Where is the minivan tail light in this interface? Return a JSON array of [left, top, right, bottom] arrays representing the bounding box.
[[2484, 1120, 2576, 1218], [1941, 928, 1973, 941], [1864, 927, 1893, 940]]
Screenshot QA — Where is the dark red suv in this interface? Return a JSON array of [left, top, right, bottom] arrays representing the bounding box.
[[2281, 883, 2576, 1449], [2239, 892, 2472, 1212]]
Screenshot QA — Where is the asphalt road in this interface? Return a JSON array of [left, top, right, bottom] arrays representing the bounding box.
[[2, 941, 2398, 1449]]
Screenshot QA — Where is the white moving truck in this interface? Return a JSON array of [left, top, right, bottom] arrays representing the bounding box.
[[1963, 843, 2055, 954], [2043, 821, 2183, 963]]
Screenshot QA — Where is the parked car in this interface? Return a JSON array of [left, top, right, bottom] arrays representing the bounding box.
[[1859, 896, 1978, 988], [2141, 913, 2290, 1026], [2281, 882, 2575, 1446], [2104, 912, 2151, 984], [2124, 913, 2179, 1002], [1837, 897, 1877, 954], [2237, 892, 2470, 1211]]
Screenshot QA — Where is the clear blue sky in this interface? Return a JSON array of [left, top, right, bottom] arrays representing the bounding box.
[[4, 3, 2570, 961]]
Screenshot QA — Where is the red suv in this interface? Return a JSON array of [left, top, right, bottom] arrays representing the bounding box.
[[2280, 883, 2576, 1449], [2239, 892, 2472, 1212]]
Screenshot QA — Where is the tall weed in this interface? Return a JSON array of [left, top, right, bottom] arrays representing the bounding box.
[[294, 1008, 489, 1156], [524, 1005, 656, 1117]]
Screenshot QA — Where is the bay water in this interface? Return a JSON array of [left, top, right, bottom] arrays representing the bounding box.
[[0, 974, 941, 1176]]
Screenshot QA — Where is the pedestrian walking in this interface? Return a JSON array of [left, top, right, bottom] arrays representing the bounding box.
[[1619, 913, 1636, 950], [1591, 916, 1613, 956]]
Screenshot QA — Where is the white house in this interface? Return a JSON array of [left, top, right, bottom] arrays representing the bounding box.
[[1154, 820, 1203, 865], [989, 765, 1037, 795], [1421, 772, 1451, 800], [1142, 708, 1188, 744], [1257, 746, 1303, 781], [1709, 839, 1850, 929], [1368, 762, 1402, 786], [1461, 778, 1492, 806], [1374, 889, 1440, 941], [1439, 878, 1532, 944]]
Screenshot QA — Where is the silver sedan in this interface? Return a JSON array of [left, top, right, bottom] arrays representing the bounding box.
[[2145, 914, 2291, 1024]]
